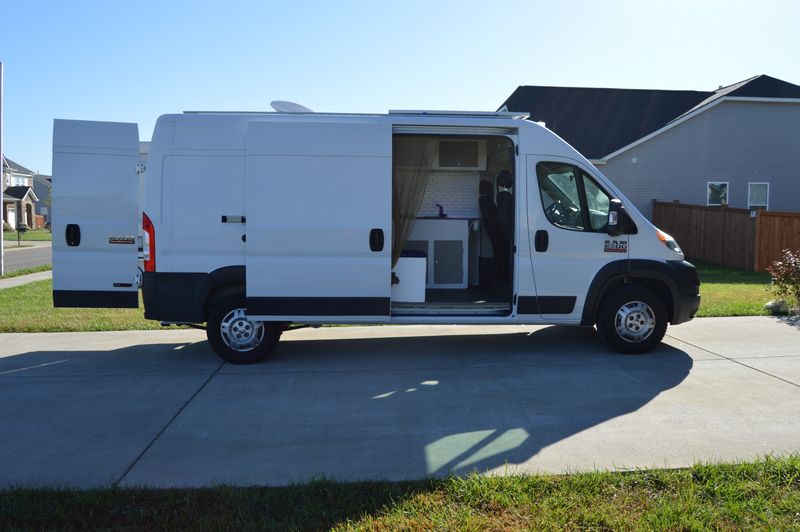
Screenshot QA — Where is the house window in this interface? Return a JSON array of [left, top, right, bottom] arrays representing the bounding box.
[[748, 182, 769, 210], [707, 181, 729, 206]]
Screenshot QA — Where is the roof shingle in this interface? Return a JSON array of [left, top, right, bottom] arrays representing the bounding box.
[[499, 74, 800, 159], [2, 157, 35, 176], [2, 185, 36, 201]]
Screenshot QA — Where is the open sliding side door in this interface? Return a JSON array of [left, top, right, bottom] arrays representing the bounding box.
[[52, 120, 141, 308], [244, 119, 392, 322]]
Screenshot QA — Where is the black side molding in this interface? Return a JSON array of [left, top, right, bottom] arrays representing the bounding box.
[[143, 266, 247, 323], [54, 290, 138, 309], [517, 296, 576, 314]]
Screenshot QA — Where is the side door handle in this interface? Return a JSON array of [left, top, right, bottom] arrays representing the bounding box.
[[369, 228, 384, 252], [66, 224, 81, 247], [534, 230, 548, 252]]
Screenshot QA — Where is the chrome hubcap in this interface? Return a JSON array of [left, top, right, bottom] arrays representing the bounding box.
[[220, 308, 264, 352], [614, 301, 656, 343]]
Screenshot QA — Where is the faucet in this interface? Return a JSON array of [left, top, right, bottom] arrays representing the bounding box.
[[435, 203, 447, 218]]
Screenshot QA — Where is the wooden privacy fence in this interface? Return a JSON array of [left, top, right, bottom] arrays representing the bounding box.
[[652, 201, 800, 272]]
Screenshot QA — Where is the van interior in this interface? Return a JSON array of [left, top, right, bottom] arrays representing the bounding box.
[[390, 134, 516, 316]]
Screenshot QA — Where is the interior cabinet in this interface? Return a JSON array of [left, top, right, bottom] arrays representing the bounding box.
[[405, 219, 471, 288], [433, 240, 463, 284]]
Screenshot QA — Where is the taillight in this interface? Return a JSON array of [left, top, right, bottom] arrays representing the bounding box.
[[142, 212, 156, 272]]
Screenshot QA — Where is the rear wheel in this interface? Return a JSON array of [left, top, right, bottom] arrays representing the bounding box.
[[596, 286, 667, 354], [206, 294, 282, 364]]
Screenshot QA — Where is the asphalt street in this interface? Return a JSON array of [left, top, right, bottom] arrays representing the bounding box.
[[1, 241, 51, 272], [1, 317, 798, 488]]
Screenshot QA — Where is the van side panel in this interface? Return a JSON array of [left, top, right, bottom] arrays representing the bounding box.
[[244, 120, 393, 321], [161, 155, 246, 273]]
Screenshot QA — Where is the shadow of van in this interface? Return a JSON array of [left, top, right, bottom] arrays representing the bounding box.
[[187, 326, 693, 484], [0, 326, 693, 487]]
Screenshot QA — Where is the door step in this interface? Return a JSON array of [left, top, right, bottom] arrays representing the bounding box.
[[391, 301, 511, 316]]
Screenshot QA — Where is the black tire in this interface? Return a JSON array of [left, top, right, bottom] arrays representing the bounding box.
[[596, 286, 668, 354], [206, 293, 282, 364]]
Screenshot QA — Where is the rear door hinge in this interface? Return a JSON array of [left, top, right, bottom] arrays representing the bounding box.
[[136, 162, 147, 175]]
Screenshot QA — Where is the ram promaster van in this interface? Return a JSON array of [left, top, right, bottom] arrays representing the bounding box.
[[51, 109, 700, 364]]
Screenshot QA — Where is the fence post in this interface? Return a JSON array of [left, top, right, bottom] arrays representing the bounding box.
[[754, 210, 761, 271], [721, 205, 727, 266]]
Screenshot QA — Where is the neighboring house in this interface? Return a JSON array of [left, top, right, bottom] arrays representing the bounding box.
[[500, 74, 800, 219], [32, 173, 52, 224], [2, 156, 40, 229]]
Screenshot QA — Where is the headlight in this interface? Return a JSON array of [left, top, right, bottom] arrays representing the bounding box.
[[656, 229, 682, 254]]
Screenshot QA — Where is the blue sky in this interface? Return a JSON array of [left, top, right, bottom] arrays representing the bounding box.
[[2, 0, 798, 174]]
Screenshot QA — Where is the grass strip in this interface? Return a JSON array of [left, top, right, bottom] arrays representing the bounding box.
[[1, 456, 798, 530], [692, 260, 773, 317], [0, 280, 164, 333], [0, 264, 52, 280], [2, 229, 52, 241]]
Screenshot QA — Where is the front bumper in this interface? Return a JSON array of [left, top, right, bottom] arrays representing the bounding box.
[[667, 260, 701, 324]]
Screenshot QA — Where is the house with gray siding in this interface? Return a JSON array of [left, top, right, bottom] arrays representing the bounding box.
[[500, 75, 800, 219], [32, 173, 51, 224]]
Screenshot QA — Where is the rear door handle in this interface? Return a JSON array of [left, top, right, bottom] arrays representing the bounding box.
[[369, 228, 384, 252], [66, 224, 81, 247], [534, 230, 548, 252]]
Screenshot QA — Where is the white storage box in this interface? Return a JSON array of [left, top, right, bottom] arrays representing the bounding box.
[[391, 256, 427, 302]]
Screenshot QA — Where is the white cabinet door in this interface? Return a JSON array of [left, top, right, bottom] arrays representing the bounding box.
[[52, 120, 140, 308], [244, 120, 392, 321]]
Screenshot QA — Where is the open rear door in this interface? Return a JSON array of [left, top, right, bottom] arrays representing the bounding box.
[[52, 119, 141, 308], [245, 119, 392, 321]]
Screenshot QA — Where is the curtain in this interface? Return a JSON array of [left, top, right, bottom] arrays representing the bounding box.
[[392, 137, 436, 267]]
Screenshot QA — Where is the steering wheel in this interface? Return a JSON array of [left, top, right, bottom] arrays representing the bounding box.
[[546, 200, 581, 227]]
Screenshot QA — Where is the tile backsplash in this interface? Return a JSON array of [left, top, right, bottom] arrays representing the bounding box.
[[418, 172, 481, 218]]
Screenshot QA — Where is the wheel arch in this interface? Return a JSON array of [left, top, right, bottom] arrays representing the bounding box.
[[581, 260, 680, 326], [194, 265, 246, 321]]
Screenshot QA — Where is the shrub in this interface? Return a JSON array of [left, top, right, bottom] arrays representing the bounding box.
[[766, 249, 800, 310]]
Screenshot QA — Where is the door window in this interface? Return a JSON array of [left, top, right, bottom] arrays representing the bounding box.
[[536, 162, 611, 232], [536, 162, 584, 230], [582, 174, 611, 231]]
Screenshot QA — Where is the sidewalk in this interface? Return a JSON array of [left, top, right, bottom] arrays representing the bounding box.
[[2, 240, 52, 251], [0, 270, 52, 290]]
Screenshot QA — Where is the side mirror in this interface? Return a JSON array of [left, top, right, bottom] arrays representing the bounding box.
[[607, 199, 623, 236], [607, 199, 637, 236]]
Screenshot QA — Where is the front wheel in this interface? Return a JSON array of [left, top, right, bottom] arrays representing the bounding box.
[[206, 294, 282, 364], [596, 286, 668, 354]]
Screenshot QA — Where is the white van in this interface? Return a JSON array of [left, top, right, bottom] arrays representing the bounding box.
[[51, 109, 700, 364]]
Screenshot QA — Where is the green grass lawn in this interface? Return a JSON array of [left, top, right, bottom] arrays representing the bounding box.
[[1, 456, 798, 530], [693, 260, 773, 317], [0, 280, 164, 333], [2, 228, 52, 241]]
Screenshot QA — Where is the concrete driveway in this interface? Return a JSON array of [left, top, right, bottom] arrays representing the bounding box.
[[1, 317, 798, 488]]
